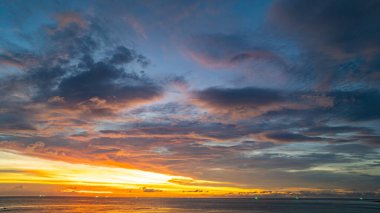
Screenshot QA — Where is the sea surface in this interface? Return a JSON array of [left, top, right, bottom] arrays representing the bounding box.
[[0, 197, 379, 212]]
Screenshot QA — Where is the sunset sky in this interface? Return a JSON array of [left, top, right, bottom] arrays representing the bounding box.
[[0, 0, 380, 197]]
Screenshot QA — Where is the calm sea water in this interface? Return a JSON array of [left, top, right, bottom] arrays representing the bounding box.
[[0, 197, 379, 212]]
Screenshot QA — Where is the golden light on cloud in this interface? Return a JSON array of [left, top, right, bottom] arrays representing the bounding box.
[[0, 150, 264, 197]]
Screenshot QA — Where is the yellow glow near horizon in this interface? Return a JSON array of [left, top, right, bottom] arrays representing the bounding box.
[[0, 150, 265, 196], [0, 150, 184, 186]]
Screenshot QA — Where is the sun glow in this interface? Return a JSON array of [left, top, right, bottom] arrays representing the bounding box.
[[0, 150, 179, 185], [0, 150, 264, 197]]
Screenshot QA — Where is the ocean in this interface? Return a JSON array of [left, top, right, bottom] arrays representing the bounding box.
[[0, 197, 379, 212]]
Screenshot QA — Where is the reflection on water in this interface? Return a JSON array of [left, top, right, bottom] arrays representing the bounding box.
[[0, 197, 379, 213]]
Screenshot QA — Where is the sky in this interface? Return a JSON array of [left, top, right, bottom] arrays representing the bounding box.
[[0, 0, 379, 197]]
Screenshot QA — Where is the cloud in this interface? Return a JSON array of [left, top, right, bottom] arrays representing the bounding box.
[[352, 135, 380, 146], [0, 111, 36, 131], [56, 60, 161, 105], [43, 22, 161, 107], [257, 90, 380, 123], [270, 0, 380, 56], [0, 11, 166, 167], [264, 132, 324, 143], [0, 51, 37, 68], [184, 34, 288, 69], [141, 187, 162, 193], [304, 125, 373, 136], [99, 121, 258, 141], [243, 153, 351, 170], [0, 13, 163, 127], [325, 143, 376, 155], [269, 0, 380, 90], [331, 90, 380, 121], [182, 34, 297, 89], [192, 87, 333, 118], [194, 87, 286, 107], [109, 46, 135, 64]]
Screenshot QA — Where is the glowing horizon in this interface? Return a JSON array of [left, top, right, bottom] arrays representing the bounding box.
[[0, 149, 370, 197], [0, 149, 269, 197]]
